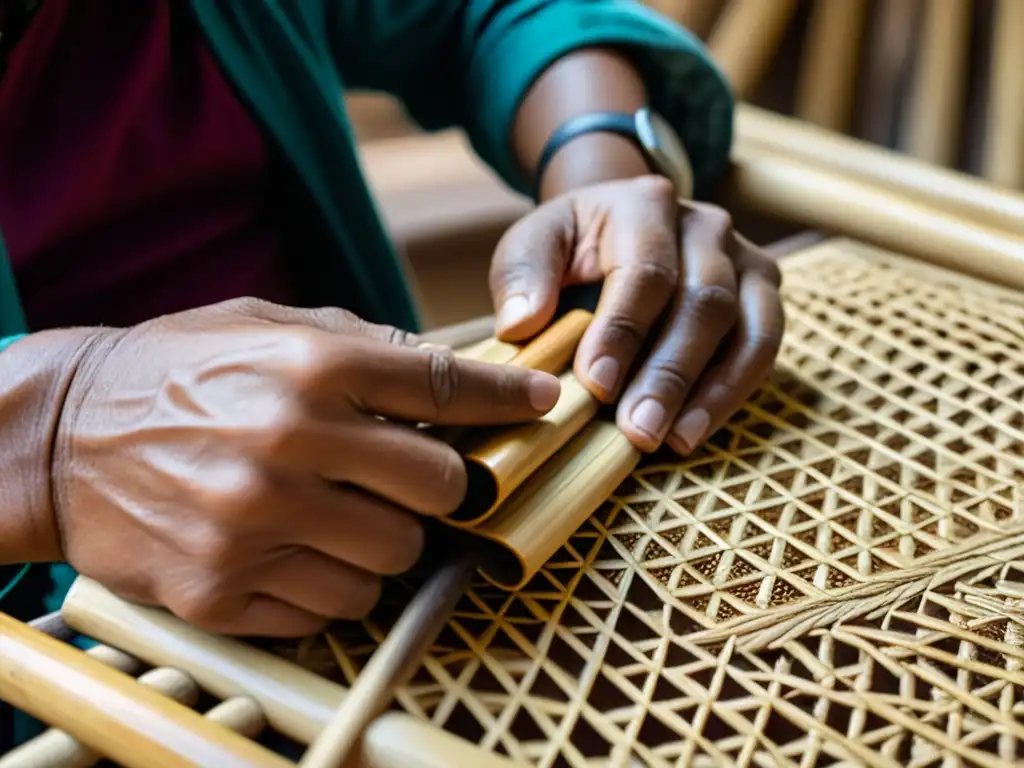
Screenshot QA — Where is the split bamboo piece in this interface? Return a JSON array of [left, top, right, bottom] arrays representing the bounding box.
[[474, 419, 642, 590], [706, 0, 798, 99], [794, 0, 868, 133], [725, 144, 1024, 290], [2, 648, 265, 768], [0, 612, 289, 768], [735, 105, 1024, 235], [60, 578, 522, 767], [900, 0, 971, 166], [982, 0, 1024, 187]]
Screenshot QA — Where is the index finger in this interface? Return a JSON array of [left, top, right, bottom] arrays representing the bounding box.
[[341, 339, 562, 426]]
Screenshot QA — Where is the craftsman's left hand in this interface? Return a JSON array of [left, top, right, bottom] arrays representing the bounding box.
[[490, 175, 784, 455]]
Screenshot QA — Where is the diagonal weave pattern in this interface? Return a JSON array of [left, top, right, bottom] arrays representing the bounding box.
[[274, 240, 1024, 767]]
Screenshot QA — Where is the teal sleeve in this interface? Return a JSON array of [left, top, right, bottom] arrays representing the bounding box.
[[0, 333, 26, 352], [329, 0, 734, 198]]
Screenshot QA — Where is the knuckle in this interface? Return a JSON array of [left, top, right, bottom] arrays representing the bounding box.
[[277, 327, 327, 379], [168, 580, 233, 631], [179, 524, 240, 568], [632, 259, 680, 292], [426, 346, 460, 417], [306, 305, 360, 331], [644, 359, 694, 398], [689, 202, 733, 233], [601, 312, 648, 352], [633, 174, 676, 204], [686, 284, 738, 322]]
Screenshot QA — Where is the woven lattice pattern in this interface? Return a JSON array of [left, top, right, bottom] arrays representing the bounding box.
[[277, 240, 1024, 767]]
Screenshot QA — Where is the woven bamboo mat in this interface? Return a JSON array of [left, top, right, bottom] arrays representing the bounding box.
[[271, 239, 1024, 767]]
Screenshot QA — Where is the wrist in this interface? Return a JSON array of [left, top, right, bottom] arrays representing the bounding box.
[[537, 131, 654, 202], [0, 327, 118, 564]]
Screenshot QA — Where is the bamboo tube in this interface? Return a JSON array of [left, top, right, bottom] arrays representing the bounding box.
[[0, 612, 289, 768], [900, 0, 971, 166], [3, 649, 265, 768], [982, 0, 1024, 187], [503, 308, 591, 373], [735, 105, 1024, 235], [794, 0, 868, 132], [650, 0, 725, 38], [475, 420, 642, 590], [706, 0, 799, 99], [456, 373, 599, 524], [423, 314, 495, 350], [454, 335, 519, 365], [60, 578, 520, 767], [299, 559, 478, 768], [723, 145, 1024, 289]]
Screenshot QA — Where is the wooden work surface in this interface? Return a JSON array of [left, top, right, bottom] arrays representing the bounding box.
[[259, 237, 1024, 767]]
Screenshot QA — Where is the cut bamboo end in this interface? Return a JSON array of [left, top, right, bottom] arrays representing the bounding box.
[[474, 420, 642, 591], [454, 336, 519, 366], [59, 578, 519, 767], [0, 612, 289, 768], [454, 373, 600, 526]]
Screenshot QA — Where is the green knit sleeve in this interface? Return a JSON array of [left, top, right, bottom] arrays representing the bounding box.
[[329, 0, 733, 198]]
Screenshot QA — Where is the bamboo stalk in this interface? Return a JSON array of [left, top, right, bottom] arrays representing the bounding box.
[[724, 144, 1024, 290], [794, 0, 868, 132], [735, 105, 1024, 235], [60, 578, 522, 767], [983, 0, 1024, 187], [0, 612, 289, 768], [707, 0, 799, 99], [299, 558, 478, 768], [900, 0, 971, 166]]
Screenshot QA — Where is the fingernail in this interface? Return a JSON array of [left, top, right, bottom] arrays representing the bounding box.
[[587, 356, 620, 396], [631, 398, 668, 439], [674, 409, 711, 453], [497, 295, 533, 332], [528, 372, 561, 411]]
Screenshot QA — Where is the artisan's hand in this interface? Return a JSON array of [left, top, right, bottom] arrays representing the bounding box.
[[47, 299, 559, 636], [491, 176, 784, 454]]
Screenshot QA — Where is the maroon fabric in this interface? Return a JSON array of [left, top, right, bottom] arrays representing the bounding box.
[[0, 0, 294, 330]]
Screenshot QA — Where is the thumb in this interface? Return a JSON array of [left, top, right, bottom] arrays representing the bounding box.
[[490, 198, 573, 342]]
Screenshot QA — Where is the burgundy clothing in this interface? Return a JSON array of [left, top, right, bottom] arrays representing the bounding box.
[[0, 0, 294, 330]]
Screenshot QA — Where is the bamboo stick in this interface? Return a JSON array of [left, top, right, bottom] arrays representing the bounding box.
[[0, 612, 289, 768], [900, 0, 971, 166], [2, 647, 266, 768], [299, 559, 478, 768], [707, 0, 799, 100], [734, 105, 1024, 235], [983, 0, 1024, 187], [794, 0, 868, 132], [476, 420, 642, 590], [60, 578, 522, 767], [723, 145, 1024, 290]]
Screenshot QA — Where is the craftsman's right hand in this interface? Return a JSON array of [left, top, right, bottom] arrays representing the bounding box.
[[43, 299, 560, 637]]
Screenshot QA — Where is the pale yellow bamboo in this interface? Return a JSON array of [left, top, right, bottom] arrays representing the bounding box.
[[0, 613, 289, 768], [794, 0, 868, 132], [901, 0, 971, 166], [707, 0, 799, 99], [454, 335, 519, 365], [735, 105, 1024, 235], [724, 144, 1024, 290], [476, 420, 642, 590], [983, 0, 1024, 187], [60, 577, 526, 767]]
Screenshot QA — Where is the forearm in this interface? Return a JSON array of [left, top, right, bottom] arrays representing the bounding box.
[[512, 48, 658, 200], [0, 330, 98, 564]]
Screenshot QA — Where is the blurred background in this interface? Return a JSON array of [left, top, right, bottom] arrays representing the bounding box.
[[342, 0, 1023, 328]]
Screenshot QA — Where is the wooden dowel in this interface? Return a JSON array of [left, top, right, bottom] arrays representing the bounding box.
[[724, 145, 1024, 290], [982, 0, 1024, 187], [707, 0, 798, 99], [299, 557, 479, 768], [0, 613, 289, 768], [794, 0, 868, 132], [900, 0, 971, 166], [734, 105, 1024, 235], [2, 644, 265, 768]]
